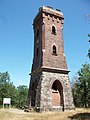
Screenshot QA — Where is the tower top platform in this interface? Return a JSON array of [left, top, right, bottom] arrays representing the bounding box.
[[33, 6, 64, 24]]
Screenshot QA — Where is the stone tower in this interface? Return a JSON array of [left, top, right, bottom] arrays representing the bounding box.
[[28, 6, 74, 111]]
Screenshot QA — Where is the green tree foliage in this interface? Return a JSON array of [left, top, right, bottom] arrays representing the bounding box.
[[16, 85, 28, 108], [88, 34, 90, 58], [0, 71, 28, 108], [72, 63, 90, 108], [0, 83, 17, 106], [0, 71, 10, 83], [0, 71, 17, 106]]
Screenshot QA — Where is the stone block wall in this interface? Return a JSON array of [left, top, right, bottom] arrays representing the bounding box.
[[32, 70, 75, 111]]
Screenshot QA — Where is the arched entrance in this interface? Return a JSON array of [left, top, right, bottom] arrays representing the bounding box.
[[51, 80, 63, 107]]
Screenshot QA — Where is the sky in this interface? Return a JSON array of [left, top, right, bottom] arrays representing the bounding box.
[[0, 0, 90, 87]]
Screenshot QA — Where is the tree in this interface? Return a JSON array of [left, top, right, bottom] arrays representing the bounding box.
[[0, 71, 17, 107], [16, 85, 28, 108], [85, 14, 90, 58], [0, 71, 29, 108], [72, 63, 90, 108], [0, 83, 17, 106], [0, 71, 10, 84], [72, 76, 82, 107], [87, 34, 90, 58], [78, 63, 90, 107]]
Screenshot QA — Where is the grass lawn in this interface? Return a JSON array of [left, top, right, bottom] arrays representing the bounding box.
[[0, 108, 90, 120]]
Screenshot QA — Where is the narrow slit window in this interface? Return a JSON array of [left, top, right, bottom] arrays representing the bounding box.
[[37, 29, 39, 37], [53, 45, 57, 54], [52, 26, 56, 34], [36, 48, 39, 56]]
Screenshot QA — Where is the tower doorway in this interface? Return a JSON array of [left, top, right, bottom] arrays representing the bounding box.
[[52, 80, 63, 106]]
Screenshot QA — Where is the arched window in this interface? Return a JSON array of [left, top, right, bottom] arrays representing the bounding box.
[[52, 26, 56, 34], [53, 45, 57, 54]]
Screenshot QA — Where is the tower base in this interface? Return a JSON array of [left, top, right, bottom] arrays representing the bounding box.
[[28, 69, 75, 112]]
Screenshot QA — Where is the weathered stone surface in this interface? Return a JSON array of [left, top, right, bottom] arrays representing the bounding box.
[[39, 71, 74, 111]]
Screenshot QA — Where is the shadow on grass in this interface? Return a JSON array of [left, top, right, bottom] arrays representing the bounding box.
[[68, 113, 90, 120]]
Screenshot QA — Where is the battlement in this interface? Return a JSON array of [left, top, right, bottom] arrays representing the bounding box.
[[39, 6, 63, 16], [33, 6, 64, 24]]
